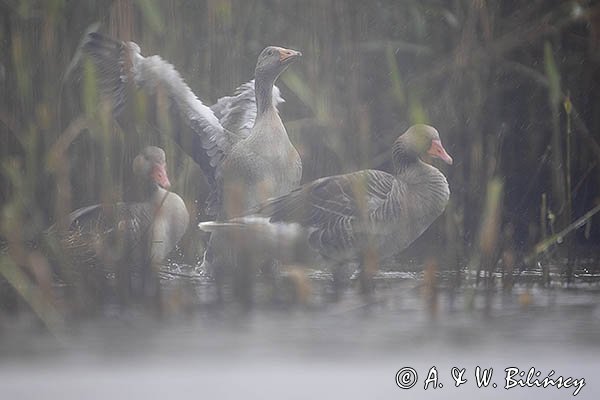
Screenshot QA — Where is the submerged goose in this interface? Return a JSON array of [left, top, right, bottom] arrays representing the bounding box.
[[82, 32, 302, 218], [199, 124, 452, 294], [54, 146, 189, 270]]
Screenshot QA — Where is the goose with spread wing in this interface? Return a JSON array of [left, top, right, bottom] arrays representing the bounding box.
[[82, 32, 302, 218], [199, 125, 452, 295]]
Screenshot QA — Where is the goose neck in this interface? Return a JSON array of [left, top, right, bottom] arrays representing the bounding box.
[[255, 74, 276, 117], [392, 144, 419, 175]]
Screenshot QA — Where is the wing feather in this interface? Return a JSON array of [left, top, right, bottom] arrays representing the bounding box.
[[82, 32, 235, 188], [255, 170, 397, 254]]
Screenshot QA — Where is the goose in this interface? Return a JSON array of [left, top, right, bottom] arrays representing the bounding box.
[[54, 146, 189, 273], [199, 124, 452, 296]]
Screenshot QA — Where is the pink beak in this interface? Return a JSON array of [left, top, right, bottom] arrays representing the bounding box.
[[428, 139, 453, 165], [278, 48, 302, 62], [152, 162, 171, 189]]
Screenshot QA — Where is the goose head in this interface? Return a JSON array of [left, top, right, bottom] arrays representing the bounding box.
[[393, 124, 453, 171], [255, 46, 302, 82], [133, 146, 171, 190]]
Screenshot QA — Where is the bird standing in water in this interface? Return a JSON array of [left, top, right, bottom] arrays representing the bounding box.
[[51, 146, 189, 307]]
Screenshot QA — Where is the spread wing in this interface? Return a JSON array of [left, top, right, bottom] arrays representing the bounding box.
[[82, 32, 237, 188], [255, 170, 398, 254], [210, 79, 284, 138]]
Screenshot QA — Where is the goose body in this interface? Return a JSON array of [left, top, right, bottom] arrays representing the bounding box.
[[218, 105, 302, 217]]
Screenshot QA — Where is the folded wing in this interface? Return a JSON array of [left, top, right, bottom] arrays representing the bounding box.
[[255, 170, 398, 255]]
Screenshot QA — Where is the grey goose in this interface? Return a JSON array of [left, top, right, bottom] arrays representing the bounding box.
[[54, 146, 188, 265], [47, 146, 189, 308]]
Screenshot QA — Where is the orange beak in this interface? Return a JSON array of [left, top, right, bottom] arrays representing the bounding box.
[[152, 162, 171, 189], [278, 48, 302, 62], [428, 139, 453, 165]]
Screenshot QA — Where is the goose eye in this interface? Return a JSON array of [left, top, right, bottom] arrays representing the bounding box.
[[267, 49, 274, 56]]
